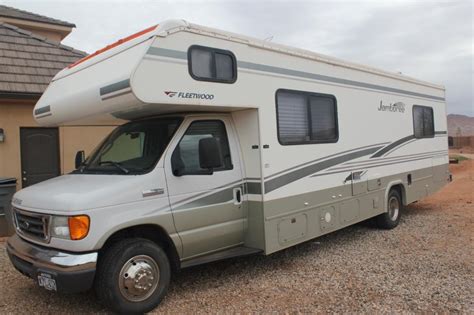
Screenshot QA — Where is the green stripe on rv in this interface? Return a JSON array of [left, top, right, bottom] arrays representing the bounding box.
[[34, 105, 51, 115], [163, 148, 447, 212], [264, 146, 383, 193], [147, 47, 187, 60], [145, 47, 445, 102], [100, 79, 130, 96]]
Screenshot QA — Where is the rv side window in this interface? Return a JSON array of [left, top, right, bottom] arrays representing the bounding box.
[[172, 120, 233, 175], [276, 89, 338, 145], [413, 105, 434, 138], [188, 45, 237, 83]]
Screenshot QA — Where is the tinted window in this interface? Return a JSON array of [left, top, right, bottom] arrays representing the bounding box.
[[276, 90, 338, 145], [190, 48, 213, 78], [423, 107, 434, 137], [172, 120, 232, 175], [277, 92, 308, 142], [413, 105, 434, 138], [309, 96, 337, 140], [188, 46, 237, 83], [413, 106, 424, 138], [215, 53, 233, 80]]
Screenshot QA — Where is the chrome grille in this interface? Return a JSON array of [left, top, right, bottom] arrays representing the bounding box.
[[14, 208, 50, 242]]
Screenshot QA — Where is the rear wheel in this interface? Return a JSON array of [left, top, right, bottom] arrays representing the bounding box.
[[376, 189, 402, 229], [95, 238, 171, 314]]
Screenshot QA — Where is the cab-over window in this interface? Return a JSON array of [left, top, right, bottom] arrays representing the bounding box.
[[188, 45, 237, 83]]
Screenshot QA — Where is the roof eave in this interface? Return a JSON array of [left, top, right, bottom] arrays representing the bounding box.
[[0, 91, 42, 100]]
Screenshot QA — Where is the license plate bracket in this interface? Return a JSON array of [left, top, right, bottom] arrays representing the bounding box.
[[38, 272, 57, 291]]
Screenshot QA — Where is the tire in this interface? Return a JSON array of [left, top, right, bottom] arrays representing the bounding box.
[[375, 189, 403, 229], [95, 238, 171, 314]]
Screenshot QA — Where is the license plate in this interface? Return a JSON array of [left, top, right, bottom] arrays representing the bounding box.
[[38, 273, 57, 291]]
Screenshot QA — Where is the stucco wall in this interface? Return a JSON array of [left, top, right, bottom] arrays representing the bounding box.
[[0, 101, 36, 185], [21, 27, 63, 42], [0, 100, 117, 189], [0, 17, 71, 42]]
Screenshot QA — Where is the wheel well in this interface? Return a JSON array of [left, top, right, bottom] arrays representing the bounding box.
[[99, 225, 181, 272], [389, 184, 407, 205]]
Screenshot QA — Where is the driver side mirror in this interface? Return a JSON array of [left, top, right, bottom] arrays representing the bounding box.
[[199, 137, 223, 173], [75, 150, 85, 169]]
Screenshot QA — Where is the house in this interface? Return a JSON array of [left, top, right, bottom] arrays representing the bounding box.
[[0, 5, 118, 235]]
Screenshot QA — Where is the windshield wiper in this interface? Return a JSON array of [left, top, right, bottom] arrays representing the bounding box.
[[98, 161, 130, 174]]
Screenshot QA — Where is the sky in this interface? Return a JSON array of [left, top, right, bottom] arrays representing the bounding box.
[[2, 0, 473, 115]]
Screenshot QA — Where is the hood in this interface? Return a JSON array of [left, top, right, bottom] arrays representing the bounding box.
[[13, 173, 160, 213]]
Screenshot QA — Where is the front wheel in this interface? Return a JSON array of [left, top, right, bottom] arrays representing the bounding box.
[[375, 189, 403, 229], [95, 238, 171, 314]]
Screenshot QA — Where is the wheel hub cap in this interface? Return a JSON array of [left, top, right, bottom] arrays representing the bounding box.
[[388, 196, 400, 221], [119, 255, 160, 302]]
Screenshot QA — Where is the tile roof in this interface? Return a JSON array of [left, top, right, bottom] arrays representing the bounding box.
[[0, 22, 86, 95], [0, 5, 75, 28]]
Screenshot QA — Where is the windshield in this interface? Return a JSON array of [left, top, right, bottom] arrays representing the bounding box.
[[76, 117, 182, 175]]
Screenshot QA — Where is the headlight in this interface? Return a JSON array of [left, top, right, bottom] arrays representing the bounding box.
[[50, 215, 90, 240], [51, 216, 69, 239]]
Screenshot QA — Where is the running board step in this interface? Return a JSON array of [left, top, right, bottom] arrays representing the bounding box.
[[180, 246, 262, 269]]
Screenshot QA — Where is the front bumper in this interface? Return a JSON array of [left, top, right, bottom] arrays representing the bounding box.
[[6, 234, 98, 293]]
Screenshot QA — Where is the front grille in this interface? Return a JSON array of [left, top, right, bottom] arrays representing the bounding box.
[[14, 208, 50, 242]]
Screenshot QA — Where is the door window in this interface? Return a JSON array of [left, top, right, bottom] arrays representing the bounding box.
[[172, 120, 233, 175]]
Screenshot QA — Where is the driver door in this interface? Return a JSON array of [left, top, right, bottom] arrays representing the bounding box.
[[164, 116, 245, 260]]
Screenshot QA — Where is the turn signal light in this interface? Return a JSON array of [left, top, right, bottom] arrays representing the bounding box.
[[68, 215, 90, 240]]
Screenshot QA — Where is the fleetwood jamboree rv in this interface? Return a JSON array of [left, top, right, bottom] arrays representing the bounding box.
[[7, 20, 450, 313]]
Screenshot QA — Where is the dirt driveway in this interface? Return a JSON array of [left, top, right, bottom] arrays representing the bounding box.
[[0, 161, 472, 313]]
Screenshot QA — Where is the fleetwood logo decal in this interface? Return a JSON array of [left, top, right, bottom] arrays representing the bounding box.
[[164, 91, 214, 100], [378, 101, 405, 113], [164, 91, 177, 97]]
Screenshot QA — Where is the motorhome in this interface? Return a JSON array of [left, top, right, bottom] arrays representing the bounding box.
[[7, 20, 450, 313]]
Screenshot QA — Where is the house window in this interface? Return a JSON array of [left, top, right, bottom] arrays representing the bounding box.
[[172, 120, 233, 175], [188, 45, 237, 83], [413, 105, 434, 138], [276, 89, 338, 145]]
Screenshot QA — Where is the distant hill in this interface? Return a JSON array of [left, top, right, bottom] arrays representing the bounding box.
[[448, 114, 474, 136]]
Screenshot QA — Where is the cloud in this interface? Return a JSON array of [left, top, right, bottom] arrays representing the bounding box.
[[3, 0, 473, 115]]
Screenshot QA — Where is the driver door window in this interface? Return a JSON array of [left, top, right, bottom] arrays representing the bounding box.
[[172, 120, 232, 175]]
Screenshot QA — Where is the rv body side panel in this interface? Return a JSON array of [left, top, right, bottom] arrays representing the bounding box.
[[253, 68, 447, 253], [231, 109, 265, 250]]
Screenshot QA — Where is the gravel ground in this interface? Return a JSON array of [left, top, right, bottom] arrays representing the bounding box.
[[0, 161, 472, 313]]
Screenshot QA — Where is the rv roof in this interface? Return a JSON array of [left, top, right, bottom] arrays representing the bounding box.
[[60, 19, 443, 90], [68, 24, 158, 69], [180, 21, 444, 90]]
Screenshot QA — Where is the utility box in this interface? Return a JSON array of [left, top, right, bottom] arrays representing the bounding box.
[[0, 178, 17, 237]]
